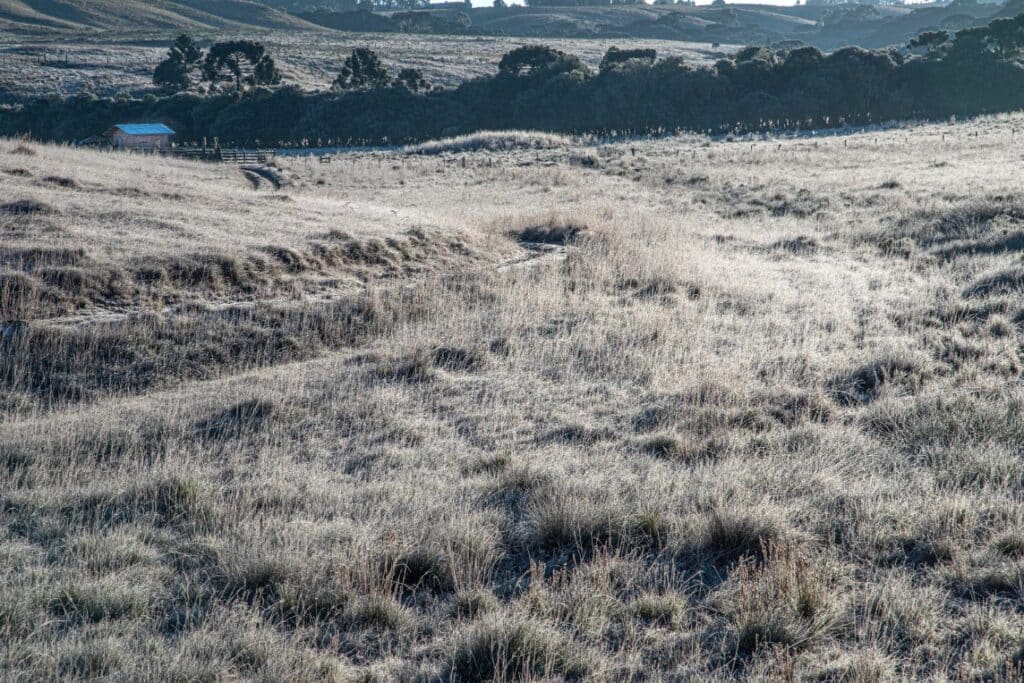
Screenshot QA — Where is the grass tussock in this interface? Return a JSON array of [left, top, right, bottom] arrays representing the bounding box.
[[727, 542, 842, 657], [700, 507, 788, 568], [509, 212, 591, 245], [1, 199, 55, 215], [828, 354, 927, 406], [447, 618, 589, 681]]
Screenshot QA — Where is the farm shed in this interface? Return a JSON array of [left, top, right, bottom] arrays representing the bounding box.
[[104, 123, 175, 150]]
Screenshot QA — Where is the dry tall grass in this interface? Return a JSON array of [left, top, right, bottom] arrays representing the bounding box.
[[5, 115, 1024, 680]]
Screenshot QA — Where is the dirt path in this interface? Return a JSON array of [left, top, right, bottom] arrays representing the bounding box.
[[495, 242, 571, 272], [31, 242, 574, 331], [240, 165, 288, 191]]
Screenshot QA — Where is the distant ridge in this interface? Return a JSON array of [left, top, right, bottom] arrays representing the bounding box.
[[0, 0, 316, 33]]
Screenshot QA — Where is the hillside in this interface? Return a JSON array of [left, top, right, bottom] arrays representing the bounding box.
[[0, 0, 315, 33], [0, 32, 724, 102], [0, 0, 1015, 49], [297, 1, 1012, 51], [6, 113, 1024, 679]]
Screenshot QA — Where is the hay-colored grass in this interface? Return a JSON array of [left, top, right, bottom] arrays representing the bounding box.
[[4, 113, 1024, 679]]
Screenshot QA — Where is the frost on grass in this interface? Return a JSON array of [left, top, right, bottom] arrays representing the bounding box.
[[7, 119, 1024, 679], [404, 130, 573, 155]]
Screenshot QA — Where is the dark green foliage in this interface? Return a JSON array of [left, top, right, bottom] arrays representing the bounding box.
[[909, 30, 949, 52], [153, 35, 204, 94], [203, 41, 281, 93], [13, 12, 1024, 147], [153, 56, 190, 94], [172, 34, 203, 66], [498, 45, 586, 78], [333, 48, 390, 91], [599, 46, 657, 72], [395, 67, 430, 92]]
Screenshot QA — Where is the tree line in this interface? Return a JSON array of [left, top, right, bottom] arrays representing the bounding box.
[[154, 36, 433, 95], [6, 13, 1024, 147]]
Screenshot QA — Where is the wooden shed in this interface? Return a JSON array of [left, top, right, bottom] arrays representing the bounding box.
[[104, 123, 175, 150]]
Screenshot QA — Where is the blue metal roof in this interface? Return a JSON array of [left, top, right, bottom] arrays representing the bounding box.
[[111, 123, 175, 136]]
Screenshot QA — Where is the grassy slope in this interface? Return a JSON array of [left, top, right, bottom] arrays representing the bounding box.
[[0, 0, 313, 32], [0, 33, 724, 100], [5, 117, 1024, 678]]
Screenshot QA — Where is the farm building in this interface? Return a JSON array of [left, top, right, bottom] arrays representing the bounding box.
[[104, 123, 175, 150]]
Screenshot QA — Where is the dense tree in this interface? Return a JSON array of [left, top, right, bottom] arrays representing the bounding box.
[[153, 34, 204, 94], [333, 48, 390, 91], [497, 45, 586, 77], [909, 30, 950, 54], [599, 47, 657, 72], [203, 41, 282, 93], [172, 34, 203, 67], [984, 17, 1024, 59], [26, 11, 1024, 148], [153, 56, 190, 94], [395, 67, 431, 92]]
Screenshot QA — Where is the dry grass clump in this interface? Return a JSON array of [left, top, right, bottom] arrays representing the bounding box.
[[724, 542, 843, 657], [907, 195, 1024, 246], [700, 508, 789, 569], [404, 130, 573, 155], [828, 353, 928, 406], [964, 266, 1024, 298], [1, 198, 55, 215], [447, 617, 590, 681], [41, 175, 79, 189], [506, 212, 592, 246], [195, 398, 277, 441], [10, 118, 1024, 678]]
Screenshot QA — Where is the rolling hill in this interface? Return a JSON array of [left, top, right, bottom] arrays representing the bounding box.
[[293, 1, 1015, 51], [0, 0, 315, 33]]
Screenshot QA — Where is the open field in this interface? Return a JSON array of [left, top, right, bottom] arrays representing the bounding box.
[[0, 31, 727, 101], [5, 116, 1024, 679]]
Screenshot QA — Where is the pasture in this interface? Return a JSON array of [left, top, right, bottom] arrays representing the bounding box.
[[4, 117, 1024, 679]]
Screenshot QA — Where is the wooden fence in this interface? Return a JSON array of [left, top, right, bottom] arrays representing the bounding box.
[[159, 148, 276, 164]]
